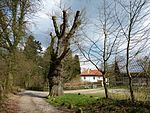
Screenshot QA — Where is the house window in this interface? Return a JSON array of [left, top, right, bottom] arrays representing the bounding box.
[[93, 76, 95, 80]]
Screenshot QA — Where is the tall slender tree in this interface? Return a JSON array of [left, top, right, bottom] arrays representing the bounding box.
[[78, 0, 120, 98], [115, 0, 150, 103]]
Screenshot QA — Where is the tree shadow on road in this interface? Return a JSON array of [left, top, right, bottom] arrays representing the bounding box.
[[17, 91, 48, 98]]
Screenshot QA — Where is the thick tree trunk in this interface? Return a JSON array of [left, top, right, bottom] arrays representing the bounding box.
[[48, 76, 64, 96], [48, 63, 64, 96], [51, 80, 63, 96], [48, 77, 53, 96]]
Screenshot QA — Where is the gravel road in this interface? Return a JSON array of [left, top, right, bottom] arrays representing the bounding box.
[[18, 91, 62, 113]]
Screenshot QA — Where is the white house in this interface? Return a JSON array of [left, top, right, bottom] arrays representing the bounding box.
[[80, 69, 108, 86]]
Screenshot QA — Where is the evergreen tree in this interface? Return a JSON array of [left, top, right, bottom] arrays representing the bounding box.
[[73, 55, 81, 76], [42, 46, 51, 81], [24, 35, 42, 62], [22, 35, 44, 90], [62, 52, 81, 83]]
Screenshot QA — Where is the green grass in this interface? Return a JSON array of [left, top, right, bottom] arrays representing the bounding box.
[[47, 93, 150, 113], [85, 86, 150, 101], [47, 93, 100, 107], [86, 92, 129, 100], [47, 87, 150, 113]]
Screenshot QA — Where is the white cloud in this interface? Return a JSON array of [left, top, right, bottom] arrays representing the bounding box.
[[80, 62, 97, 71], [42, 46, 47, 52], [37, 12, 49, 19]]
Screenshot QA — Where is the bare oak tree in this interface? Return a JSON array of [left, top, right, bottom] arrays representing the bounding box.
[[47, 10, 81, 96]]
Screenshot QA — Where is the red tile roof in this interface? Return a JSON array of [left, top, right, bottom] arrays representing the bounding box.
[[80, 69, 103, 76]]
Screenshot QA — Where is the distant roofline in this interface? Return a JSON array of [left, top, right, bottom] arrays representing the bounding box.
[[80, 69, 103, 76], [80, 74, 103, 76]]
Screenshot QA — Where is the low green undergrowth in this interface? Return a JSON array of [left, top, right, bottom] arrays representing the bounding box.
[[47, 93, 99, 107], [47, 93, 150, 113], [84, 98, 150, 113]]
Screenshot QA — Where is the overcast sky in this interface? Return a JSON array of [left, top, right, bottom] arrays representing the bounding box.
[[31, 0, 101, 48], [30, 0, 103, 70], [30, 0, 150, 70]]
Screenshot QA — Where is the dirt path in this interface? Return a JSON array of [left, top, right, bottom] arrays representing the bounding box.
[[18, 91, 62, 113]]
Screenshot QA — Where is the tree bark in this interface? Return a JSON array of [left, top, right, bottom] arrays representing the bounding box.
[[51, 79, 63, 96], [128, 75, 134, 103], [48, 64, 63, 96], [126, 36, 135, 103], [47, 10, 81, 97], [48, 77, 53, 96], [48, 77, 64, 96], [103, 75, 108, 98]]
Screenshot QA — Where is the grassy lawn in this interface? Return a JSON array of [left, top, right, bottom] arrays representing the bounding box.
[[47, 93, 99, 107], [47, 93, 150, 113]]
